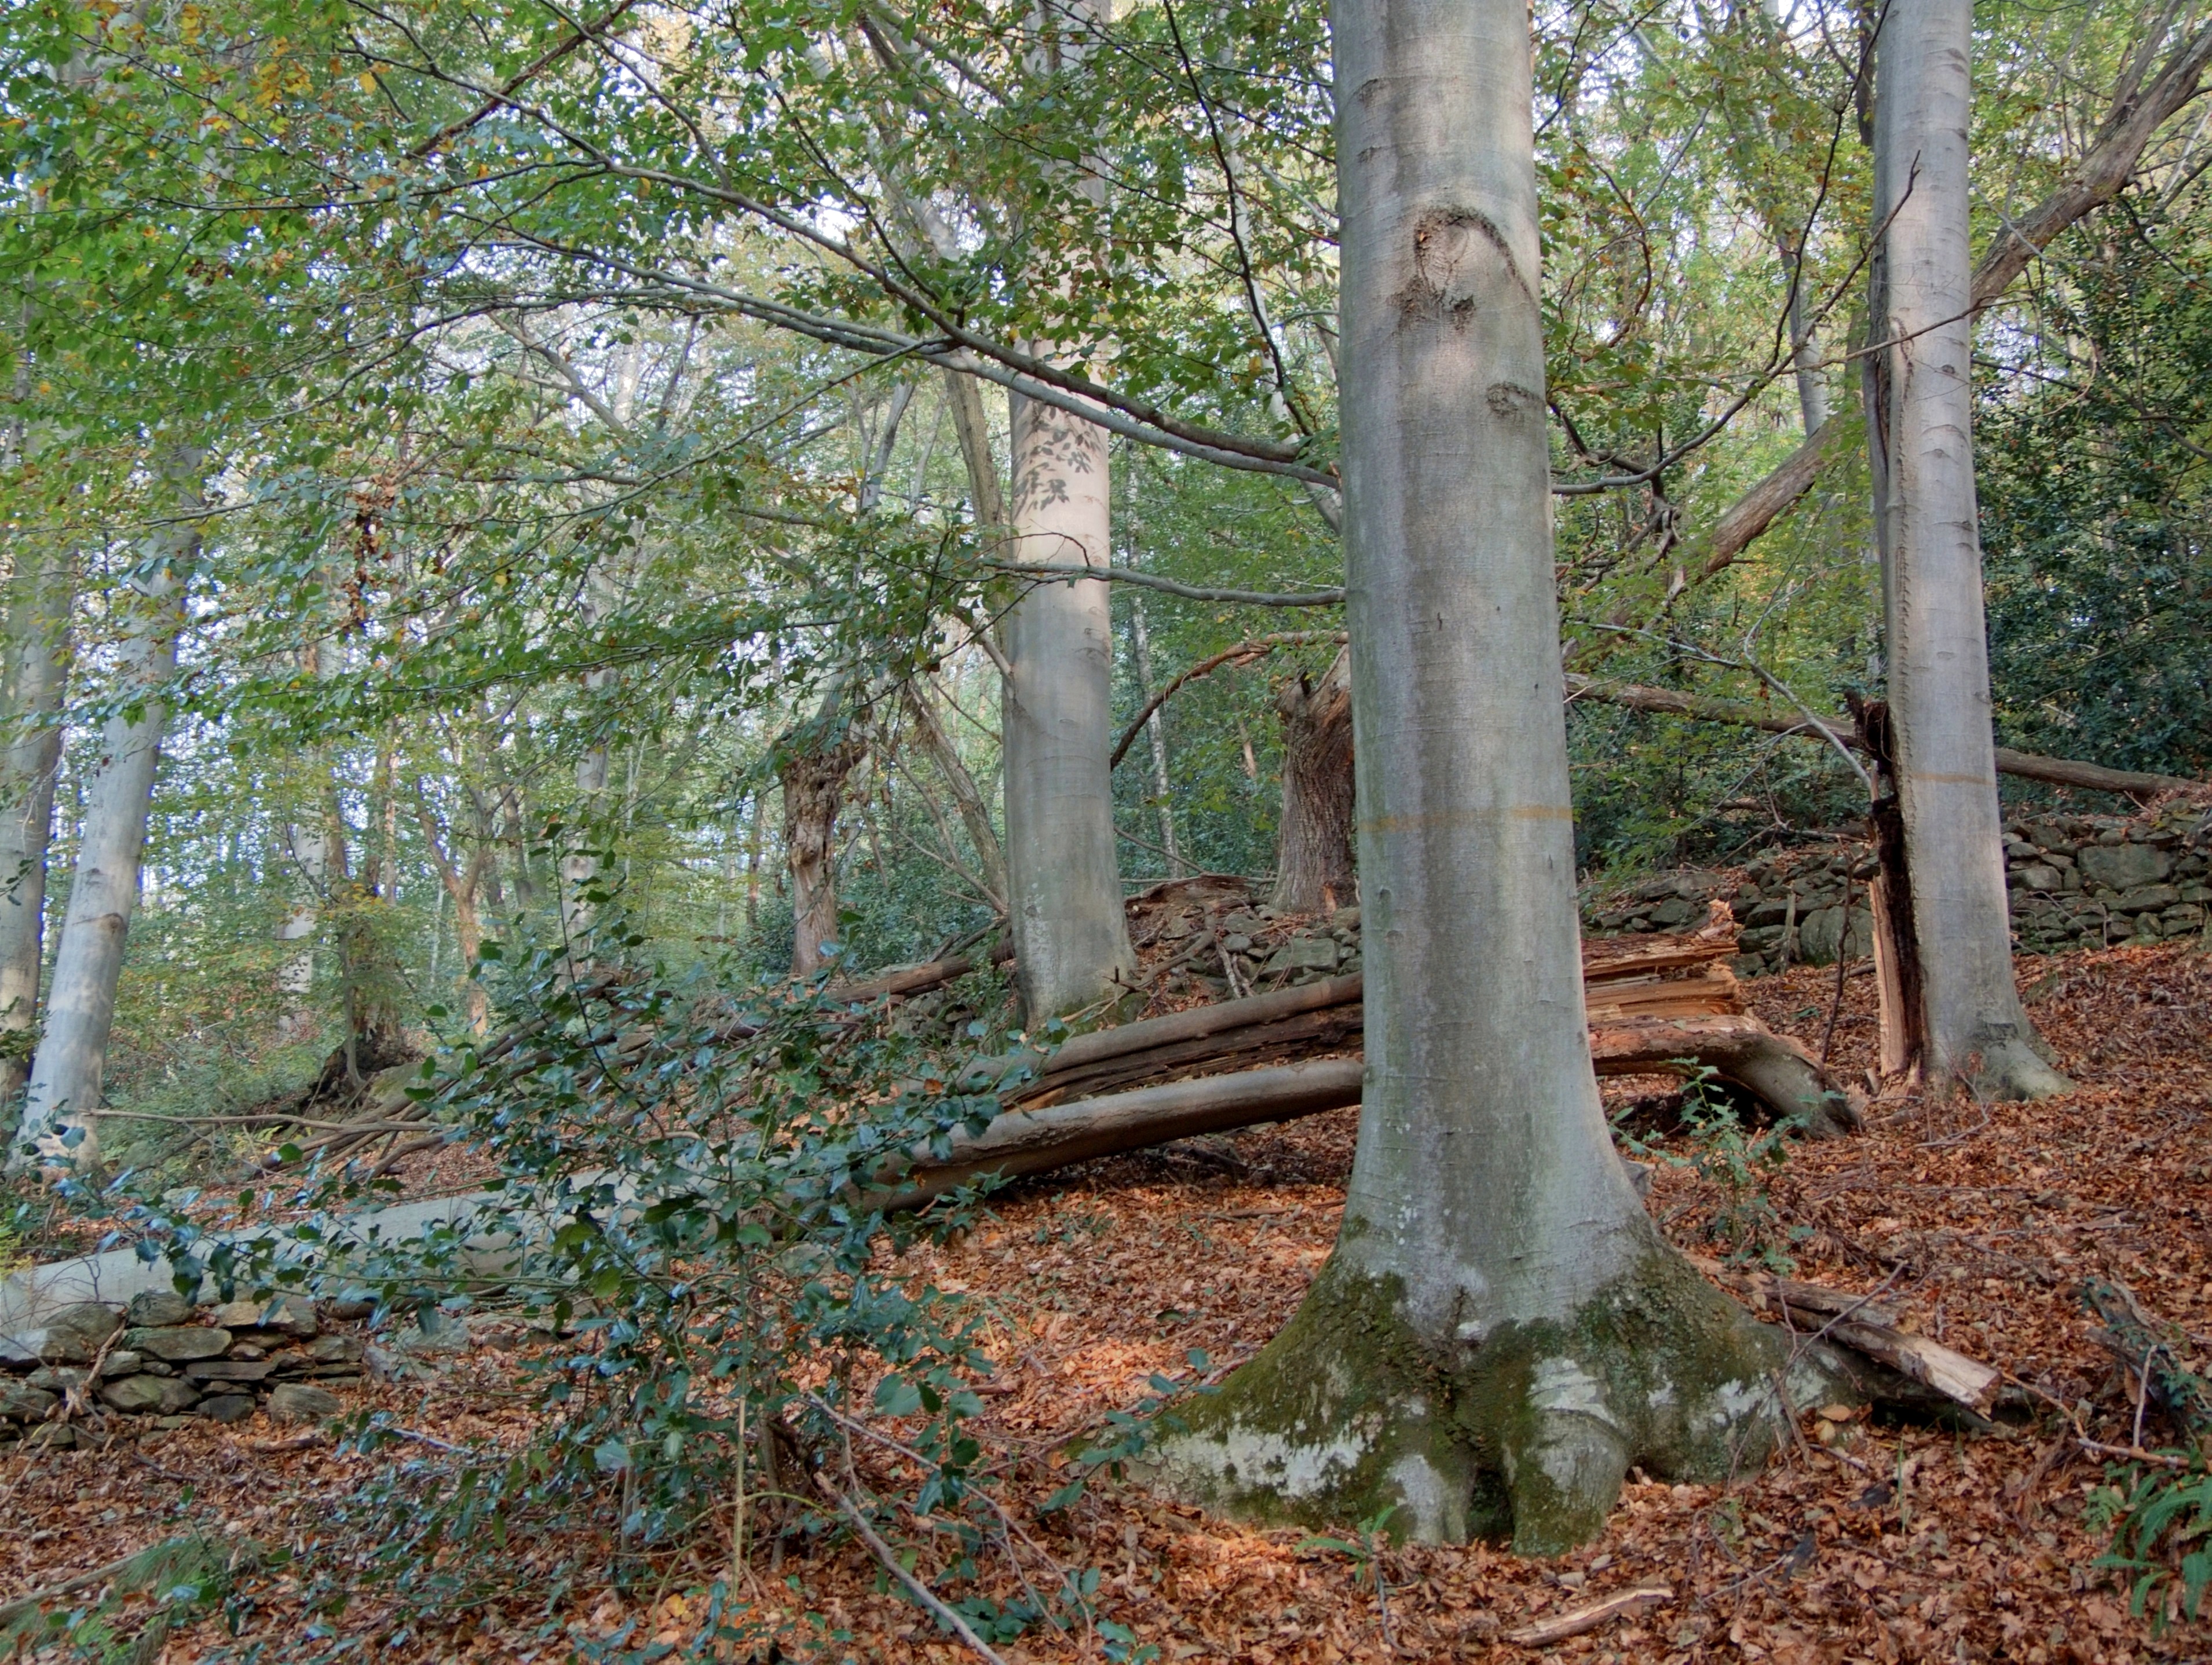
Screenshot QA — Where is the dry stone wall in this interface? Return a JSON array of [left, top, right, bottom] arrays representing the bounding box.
[[1584, 802, 2211, 976], [0, 1291, 364, 1447]]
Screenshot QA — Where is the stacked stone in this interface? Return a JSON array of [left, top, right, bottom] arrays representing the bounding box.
[[2005, 804, 2211, 951], [0, 1292, 362, 1448], [1581, 802, 2210, 974], [1151, 903, 1364, 995]]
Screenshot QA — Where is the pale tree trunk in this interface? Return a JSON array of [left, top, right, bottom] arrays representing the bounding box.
[[1870, 0, 2065, 1100], [999, 0, 1135, 1020], [1268, 646, 1354, 914], [1003, 390, 1135, 1016], [0, 548, 74, 1104], [1149, 0, 1832, 1552], [275, 819, 328, 1042], [13, 454, 196, 1172]]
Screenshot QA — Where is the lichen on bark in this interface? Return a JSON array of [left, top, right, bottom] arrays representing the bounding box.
[[1145, 1238, 1844, 1555]]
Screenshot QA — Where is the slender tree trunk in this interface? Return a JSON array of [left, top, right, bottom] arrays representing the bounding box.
[[275, 819, 328, 1042], [13, 455, 196, 1171], [1127, 592, 1183, 878], [1150, 0, 1830, 1552], [1268, 646, 1355, 914], [1870, 0, 2065, 1100], [901, 679, 1009, 909], [0, 548, 73, 1104]]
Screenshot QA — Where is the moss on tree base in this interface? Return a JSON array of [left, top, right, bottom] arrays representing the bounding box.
[[1143, 1244, 1844, 1554]]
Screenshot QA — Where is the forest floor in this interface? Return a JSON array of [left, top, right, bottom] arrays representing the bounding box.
[[4, 937, 2210, 1663]]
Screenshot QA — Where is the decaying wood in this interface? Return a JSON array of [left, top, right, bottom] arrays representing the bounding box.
[[1698, 1258, 1998, 1416], [1502, 1586, 1673, 1647], [995, 907, 1857, 1134]]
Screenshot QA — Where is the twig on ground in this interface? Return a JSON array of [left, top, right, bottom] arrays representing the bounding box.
[[1502, 1584, 1673, 1646], [816, 1476, 1011, 1665]]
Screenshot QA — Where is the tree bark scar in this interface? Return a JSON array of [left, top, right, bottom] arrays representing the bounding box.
[[1396, 209, 1535, 331]]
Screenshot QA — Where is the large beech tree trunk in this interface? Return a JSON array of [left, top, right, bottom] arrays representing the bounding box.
[[1001, 393, 1136, 1017], [1268, 646, 1354, 914], [0, 549, 72, 1105], [997, 0, 1135, 1020], [13, 455, 196, 1172], [1868, 0, 2065, 1100], [1147, 0, 1840, 1553]]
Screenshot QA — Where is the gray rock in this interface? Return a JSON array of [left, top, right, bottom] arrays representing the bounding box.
[[125, 1291, 195, 1328], [98, 1374, 202, 1415], [1798, 905, 1874, 967], [26, 1366, 85, 1394], [0, 1381, 58, 1421], [207, 1299, 266, 1331], [267, 1382, 343, 1423], [125, 1326, 232, 1361], [1262, 935, 1339, 976], [185, 1359, 274, 1382], [38, 1302, 122, 1364], [98, 1351, 142, 1379], [304, 1334, 364, 1365], [196, 1395, 257, 1425], [1331, 907, 1359, 932], [2081, 844, 2172, 892], [1647, 896, 1698, 928], [24, 1422, 76, 1449], [2012, 864, 2062, 893], [2115, 885, 2180, 915], [261, 1294, 319, 1338]]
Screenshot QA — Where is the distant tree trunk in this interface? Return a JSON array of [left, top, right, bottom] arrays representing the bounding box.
[[415, 786, 491, 1035], [0, 547, 73, 1104], [1269, 646, 1355, 914], [1868, 0, 2066, 1100], [1127, 592, 1184, 878], [1151, 0, 1821, 1553], [780, 678, 866, 977], [14, 451, 196, 1173], [275, 819, 328, 1042]]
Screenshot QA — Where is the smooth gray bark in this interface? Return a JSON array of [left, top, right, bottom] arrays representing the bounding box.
[[1871, 0, 2066, 1100], [996, 0, 1135, 1020], [1001, 389, 1136, 1017], [13, 456, 196, 1171], [1148, 0, 1822, 1551], [0, 548, 73, 1104]]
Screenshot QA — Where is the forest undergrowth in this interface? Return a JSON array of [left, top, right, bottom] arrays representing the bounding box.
[[1, 938, 2208, 1664]]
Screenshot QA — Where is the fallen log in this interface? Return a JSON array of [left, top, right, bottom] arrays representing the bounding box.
[[869, 1058, 1369, 1212], [1591, 1014, 1859, 1137], [1697, 1258, 1999, 1419], [999, 910, 1857, 1134]]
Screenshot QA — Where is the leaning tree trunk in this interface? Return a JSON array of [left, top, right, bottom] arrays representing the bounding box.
[[1147, 0, 1838, 1553], [1269, 645, 1355, 914], [13, 455, 196, 1173], [0, 547, 73, 1104], [1869, 0, 2066, 1100]]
